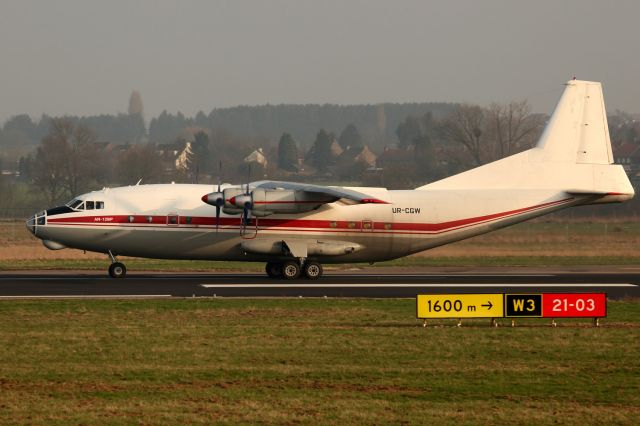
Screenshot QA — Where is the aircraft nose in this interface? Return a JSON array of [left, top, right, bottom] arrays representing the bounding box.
[[26, 211, 46, 236], [26, 216, 36, 235]]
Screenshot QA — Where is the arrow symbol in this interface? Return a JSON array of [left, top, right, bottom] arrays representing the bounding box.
[[481, 301, 493, 310]]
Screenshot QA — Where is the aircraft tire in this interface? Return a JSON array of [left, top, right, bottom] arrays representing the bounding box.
[[265, 262, 282, 278], [109, 262, 127, 279], [281, 260, 301, 280], [303, 261, 323, 280]]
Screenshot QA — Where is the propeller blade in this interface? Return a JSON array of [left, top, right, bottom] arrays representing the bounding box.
[[245, 164, 251, 195], [242, 207, 249, 226], [217, 160, 222, 193], [216, 160, 222, 231]]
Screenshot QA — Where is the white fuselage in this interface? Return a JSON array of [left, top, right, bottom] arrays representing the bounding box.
[[28, 183, 598, 263]]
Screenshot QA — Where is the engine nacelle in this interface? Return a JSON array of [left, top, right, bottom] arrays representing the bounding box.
[[222, 187, 245, 215], [250, 189, 335, 214], [201, 191, 224, 207]]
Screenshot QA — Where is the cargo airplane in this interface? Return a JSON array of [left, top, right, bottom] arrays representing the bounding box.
[[27, 80, 634, 279]]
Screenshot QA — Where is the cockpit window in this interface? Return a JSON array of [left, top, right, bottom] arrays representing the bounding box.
[[64, 199, 104, 211], [66, 199, 83, 209]]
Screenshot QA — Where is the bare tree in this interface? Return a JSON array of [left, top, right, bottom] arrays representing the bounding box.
[[30, 119, 103, 204], [31, 123, 70, 205], [485, 100, 543, 159], [58, 121, 100, 196], [441, 104, 485, 166], [115, 143, 164, 185]]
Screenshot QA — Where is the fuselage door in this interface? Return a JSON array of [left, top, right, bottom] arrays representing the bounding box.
[[167, 214, 179, 227]]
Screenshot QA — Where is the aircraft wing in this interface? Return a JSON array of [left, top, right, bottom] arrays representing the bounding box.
[[251, 180, 389, 204]]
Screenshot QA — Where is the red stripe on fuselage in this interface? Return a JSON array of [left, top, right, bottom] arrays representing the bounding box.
[[45, 198, 573, 234]]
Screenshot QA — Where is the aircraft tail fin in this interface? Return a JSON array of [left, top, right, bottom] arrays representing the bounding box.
[[534, 79, 613, 165]]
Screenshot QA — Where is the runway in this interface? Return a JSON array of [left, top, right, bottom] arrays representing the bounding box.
[[0, 269, 638, 299]]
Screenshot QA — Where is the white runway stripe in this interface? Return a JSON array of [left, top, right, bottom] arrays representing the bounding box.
[[200, 283, 635, 288]]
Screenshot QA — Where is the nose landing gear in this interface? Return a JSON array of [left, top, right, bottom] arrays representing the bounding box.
[[107, 250, 127, 279]]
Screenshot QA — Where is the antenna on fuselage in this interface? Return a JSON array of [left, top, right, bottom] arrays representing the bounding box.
[[136, 179, 142, 186]]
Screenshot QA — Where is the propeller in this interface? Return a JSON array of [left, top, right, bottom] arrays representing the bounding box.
[[200, 160, 225, 231], [241, 164, 252, 226], [214, 161, 223, 230]]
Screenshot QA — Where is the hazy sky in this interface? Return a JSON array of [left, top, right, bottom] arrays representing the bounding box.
[[1, 0, 638, 123]]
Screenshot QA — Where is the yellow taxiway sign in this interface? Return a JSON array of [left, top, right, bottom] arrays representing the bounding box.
[[417, 294, 504, 318]]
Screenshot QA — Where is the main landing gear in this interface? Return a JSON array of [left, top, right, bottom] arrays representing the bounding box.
[[107, 250, 127, 279], [265, 260, 323, 280]]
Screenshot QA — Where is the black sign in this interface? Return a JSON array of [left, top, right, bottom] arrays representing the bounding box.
[[505, 294, 542, 317]]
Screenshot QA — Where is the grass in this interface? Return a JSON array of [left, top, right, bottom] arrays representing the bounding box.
[[0, 298, 638, 424]]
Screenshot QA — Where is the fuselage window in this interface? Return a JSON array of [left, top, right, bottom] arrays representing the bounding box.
[[86, 201, 95, 210], [96, 201, 104, 209]]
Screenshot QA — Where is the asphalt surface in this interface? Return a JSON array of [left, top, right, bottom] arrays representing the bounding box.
[[0, 268, 638, 299]]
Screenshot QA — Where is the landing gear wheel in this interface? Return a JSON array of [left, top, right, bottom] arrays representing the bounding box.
[[281, 260, 301, 280], [303, 261, 323, 280], [109, 262, 126, 279], [265, 262, 282, 278]]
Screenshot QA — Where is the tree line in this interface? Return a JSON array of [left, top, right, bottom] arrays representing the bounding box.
[[2, 99, 639, 215]]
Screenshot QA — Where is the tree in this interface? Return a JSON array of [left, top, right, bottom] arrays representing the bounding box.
[[338, 124, 363, 150], [149, 111, 189, 144], [441, 104, 485, 166], [277, 133, 298, 171], [30, 119, 103, 205], [485, 100, 543, 159], [394, 113, 438, 180], [396, 116, 423, 149], [3, 114, 38, 141], [60, 120, 101, 196], [307, 129, 335, 172], [30, 123, 71, 205], [115, 143, 164, 185], [190, 131, 211, 183]]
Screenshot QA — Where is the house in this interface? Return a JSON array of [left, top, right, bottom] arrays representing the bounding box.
[[614, 142, 640, 172], [175, 142, 194, 171], [338, 145, 377, 168], [244, 148, 268, 168], [376, 145, 415, 170]]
